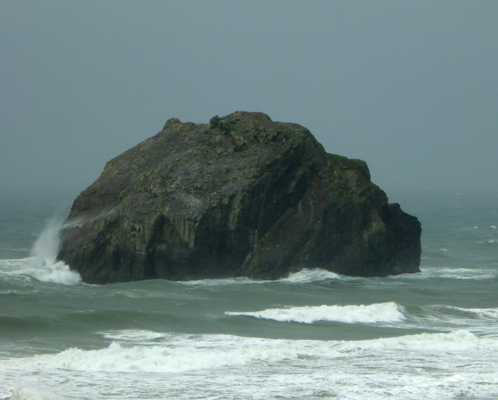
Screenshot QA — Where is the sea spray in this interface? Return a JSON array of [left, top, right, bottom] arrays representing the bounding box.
[[30, 219, 62, 268], [1, 219, 83, 285]]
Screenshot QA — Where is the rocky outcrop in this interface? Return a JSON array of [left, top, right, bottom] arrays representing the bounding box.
[[57, 112, 421, 284]]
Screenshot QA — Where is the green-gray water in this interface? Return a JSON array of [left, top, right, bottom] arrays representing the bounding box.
[[1, 190, 497, 399]]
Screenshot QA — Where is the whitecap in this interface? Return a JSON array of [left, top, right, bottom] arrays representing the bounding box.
[[99, 329, 171, 342], [0, 256, 82, 289], [432, 305, 498, 320], [348, 329, 489, 353], [178, 276, 258, 286], [19, 260, 81, 285], [4, 340, 308, 373], [280, 268, 343, 283], [392, 266, 497, 280], [377, 304, 498, 335], [3, 331, 498, 400], [179, 268, 345, 286], [0, 257, 81, 286], [5, 330, 498, 376], [225, 301, 405, 324]]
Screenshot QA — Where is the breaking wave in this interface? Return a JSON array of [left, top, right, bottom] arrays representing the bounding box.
[[225, 301, 405, 324], [0, 219, 81, 285], [391, 266, 498, 280], [0, 258, 81, 286], [3, 330, 496, 375]]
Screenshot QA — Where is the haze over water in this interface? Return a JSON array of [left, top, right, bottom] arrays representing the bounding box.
[[1, 2, 498, 194]]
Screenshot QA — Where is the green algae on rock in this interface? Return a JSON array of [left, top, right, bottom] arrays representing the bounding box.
[[57, 112, 421, 284]]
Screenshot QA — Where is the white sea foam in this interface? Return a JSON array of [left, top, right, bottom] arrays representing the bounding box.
[[0, 217, 81, 285], [349, 329, 485, 352], [392, 266, 497, 280], [4, 331, 498, 400], [20, 260, 80, 285], [7, 388, 69, 400], [0, 258, 81, 286], [226, 301, 405, 324], [179, 276, 257, 286], [431, 305, 498, 321], [376, 304, 498, 335], [18, 219, 82, 285], [99, 329, 171, 342], [4, 330, 497, 375], [179, 268, 345, 286], [280, 268, 343, 283], [4, 340, 309, 373]]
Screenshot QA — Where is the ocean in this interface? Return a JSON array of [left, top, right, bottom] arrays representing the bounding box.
[[1, 188, 497, 400]]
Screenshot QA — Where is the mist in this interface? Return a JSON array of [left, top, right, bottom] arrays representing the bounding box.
[[1, 1, 497, 197]]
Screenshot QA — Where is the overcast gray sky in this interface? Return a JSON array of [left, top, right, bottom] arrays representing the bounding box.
[[1, 1, 497, 197]]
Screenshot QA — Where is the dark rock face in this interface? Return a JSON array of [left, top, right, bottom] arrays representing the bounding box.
[[57, 112, 421, 284]]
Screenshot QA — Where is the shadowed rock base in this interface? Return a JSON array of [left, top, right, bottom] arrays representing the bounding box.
[[57, 112, 421, 284]]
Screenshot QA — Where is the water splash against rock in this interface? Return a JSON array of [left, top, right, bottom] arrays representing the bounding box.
[[24, 220, 82, 285], [31, 219, 62, 268]]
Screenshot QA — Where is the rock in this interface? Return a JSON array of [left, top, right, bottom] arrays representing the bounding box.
[[57, 111, 421, 284]]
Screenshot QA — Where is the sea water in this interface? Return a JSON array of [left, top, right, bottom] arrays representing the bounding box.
[[0, 189, 497, 399]]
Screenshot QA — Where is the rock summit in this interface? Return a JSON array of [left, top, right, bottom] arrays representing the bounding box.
[[57, 112, 421, 284]]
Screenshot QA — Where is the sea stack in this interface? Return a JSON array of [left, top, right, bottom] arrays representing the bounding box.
[[57, 112, 421, 284]]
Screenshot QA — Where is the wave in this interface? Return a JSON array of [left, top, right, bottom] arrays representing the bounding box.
[[280, 268, 343, 283], [451, 305, 498, 319], [0, 310, 182, 335], [3, 330, 497, 375], [99, 329, 172, 342], [350, 329, 490, 352], [403, 304, 498, 335], [0, 218, 81, 286], [0, 258, 81, 286], [282, 267, 497, 283], [17, 260, 80, 286], [225, 301, 405, 324], [225, 301, 498, 333], [162, 265, 498, 287], [3, 341, 290, 374], [178, 276, 258, 286], [426, 305, 498, 320], [392, 266, 497, 280], [178, 268, 346, 287], [3, 331, 498, 400]]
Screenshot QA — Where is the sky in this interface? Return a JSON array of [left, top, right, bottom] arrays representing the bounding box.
[[1, 1, 497, 199]]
